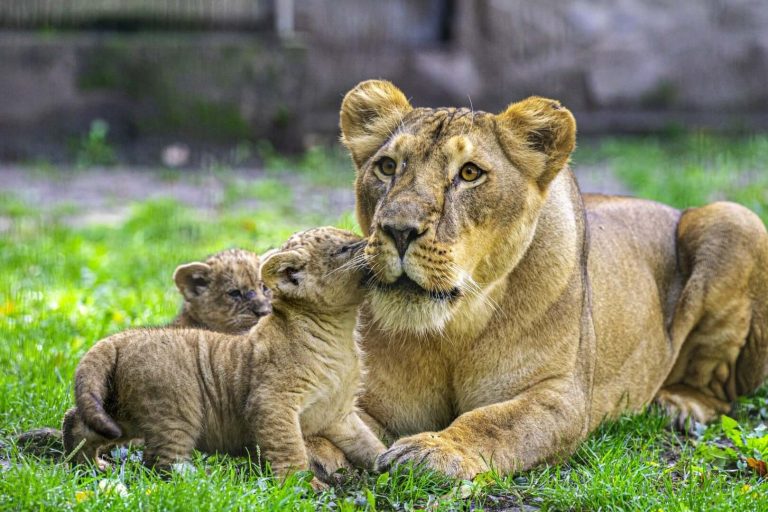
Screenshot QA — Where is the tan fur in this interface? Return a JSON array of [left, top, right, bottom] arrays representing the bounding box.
[[62, 228, 384, 486], [172, 248, 272, 334], [333, 80, 768, 478], [656, 202, 768, 428], [15, 249, 272, 457]]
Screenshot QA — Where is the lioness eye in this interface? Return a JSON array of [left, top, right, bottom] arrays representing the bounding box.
[[377, 157, 397, 176], [459, 163, 483, 182], [227, 289, 242, 298]]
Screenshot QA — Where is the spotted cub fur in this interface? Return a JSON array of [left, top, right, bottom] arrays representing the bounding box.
[[62, 227, 384, 488], [171, 248, 272, 334], [15, 248, 272, 457]]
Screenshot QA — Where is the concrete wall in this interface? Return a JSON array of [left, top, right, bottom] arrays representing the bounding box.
[[0, 0, 767, 163]]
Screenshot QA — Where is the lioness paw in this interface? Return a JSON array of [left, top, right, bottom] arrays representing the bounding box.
[[374, 432, 483, 480]]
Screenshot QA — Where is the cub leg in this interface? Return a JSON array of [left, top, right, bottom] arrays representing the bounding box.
[[247, 400, 325, 489], [322, 412, 386, 470], [305, 436, 354, 483], [61, 407, 116, 471], [141, 427, 198, 474]]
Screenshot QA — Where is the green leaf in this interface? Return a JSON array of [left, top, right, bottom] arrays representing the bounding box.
[[720, 415, 744, 447], [375, 472, 389, 490], [745, 435, 768, 457], [365, 488, 377, 511]]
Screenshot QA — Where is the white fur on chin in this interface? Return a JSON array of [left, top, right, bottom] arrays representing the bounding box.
[[368, 288, 455, 336]]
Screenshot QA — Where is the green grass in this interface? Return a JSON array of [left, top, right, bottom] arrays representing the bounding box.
[[2, 134, 768, 510], [574, 133, 768, 216], [259, 141, 356, 188]]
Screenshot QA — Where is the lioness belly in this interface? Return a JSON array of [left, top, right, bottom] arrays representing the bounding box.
[[584, 195, 683, 425]]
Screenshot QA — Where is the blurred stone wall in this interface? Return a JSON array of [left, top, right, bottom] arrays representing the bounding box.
[[0, 0, 767, 162], [456, 1, 768, 111]]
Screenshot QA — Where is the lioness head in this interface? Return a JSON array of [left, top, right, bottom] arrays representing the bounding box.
[[260, 227, 367, 311], [340, 80, 576, 334]]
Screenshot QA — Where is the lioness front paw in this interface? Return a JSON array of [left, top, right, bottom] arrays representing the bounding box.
[[374, 432, 483, 480]]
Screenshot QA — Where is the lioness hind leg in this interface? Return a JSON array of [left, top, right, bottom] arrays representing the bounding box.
[[735, 236, 768, 395], [735, 312, 768, 395], [655, 384, 731, 432], [662, 202, 768, 420]]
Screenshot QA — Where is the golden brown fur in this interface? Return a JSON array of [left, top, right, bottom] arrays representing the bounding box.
[[171, 248, 272, 334], [62, 228, 384, 486], [332, 80, 768, 478], [15, 249, 272, 455]]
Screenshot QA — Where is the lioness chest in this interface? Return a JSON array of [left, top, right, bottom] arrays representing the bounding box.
[[359, 336, 454, 436], [360, 324, 529, 437]]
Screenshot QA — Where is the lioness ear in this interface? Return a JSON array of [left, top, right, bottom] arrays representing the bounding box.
[[173, 262, 212, 300], [260, 250, 307, 292], [497, 97, 576, 190], [340, 80, 412, 168]]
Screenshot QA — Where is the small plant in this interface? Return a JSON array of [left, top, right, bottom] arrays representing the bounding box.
[[696, 415, 768, 477], [76, 119, 117, 168]]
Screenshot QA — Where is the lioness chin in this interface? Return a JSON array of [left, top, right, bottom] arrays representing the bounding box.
[[335, 79, 768, 479]]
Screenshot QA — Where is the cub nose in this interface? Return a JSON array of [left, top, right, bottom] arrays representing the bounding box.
[[381, 223, 424, 259], [251, 303, 272, 317]]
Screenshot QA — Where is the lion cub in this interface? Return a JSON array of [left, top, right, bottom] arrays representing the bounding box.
[[14, 249, 271, 457], [62, 227, 384, 485], [171, 248, 272, 333]]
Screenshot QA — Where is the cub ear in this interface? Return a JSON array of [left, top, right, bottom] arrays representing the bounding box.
[[496, 97, 576, 190], [340, 80, 412, 168], [260, 250, 307, 291], [173, 262, 212, 300], [257, 248, 278, 280]]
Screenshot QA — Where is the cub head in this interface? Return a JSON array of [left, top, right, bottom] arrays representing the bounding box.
[[173, 248, 272, 334], [340, 79, 576, 334], [259, 227, 367, 311]]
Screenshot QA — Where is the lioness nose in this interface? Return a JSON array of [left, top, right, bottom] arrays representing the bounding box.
[[381, 223, 423, 259]]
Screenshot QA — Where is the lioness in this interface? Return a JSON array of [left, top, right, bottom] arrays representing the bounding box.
[[335, 80, 768, 478], [62, 227, 384, 486]]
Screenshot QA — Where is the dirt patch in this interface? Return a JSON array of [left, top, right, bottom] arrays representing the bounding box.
[[0, 166, 356, 228], [0, 164, 628, 229]]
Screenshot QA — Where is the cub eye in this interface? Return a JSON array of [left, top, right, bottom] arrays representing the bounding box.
[[377, 157, 397, 177], [285, 267, 300, 286], [227, 289, 242, 299], [244, 290, 257, 300], [459, 163, 483, 182]]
